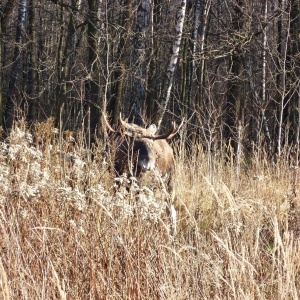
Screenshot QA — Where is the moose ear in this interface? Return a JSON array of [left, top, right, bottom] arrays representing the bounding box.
[[147, 124, 157, 135]]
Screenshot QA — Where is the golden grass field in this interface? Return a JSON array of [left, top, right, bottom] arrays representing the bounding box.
[[0, 119, 299, 299]]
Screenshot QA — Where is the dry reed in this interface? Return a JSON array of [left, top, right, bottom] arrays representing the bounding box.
[[0, 119, 299, 299]]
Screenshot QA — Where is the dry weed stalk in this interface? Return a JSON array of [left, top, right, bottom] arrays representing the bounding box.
[[0, 120, 299, 299]]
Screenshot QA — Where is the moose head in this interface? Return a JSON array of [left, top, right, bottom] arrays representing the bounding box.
[[103, 114, 184, 185]]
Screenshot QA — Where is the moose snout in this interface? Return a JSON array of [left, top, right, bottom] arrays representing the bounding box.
[[138, 155, 155, 171]]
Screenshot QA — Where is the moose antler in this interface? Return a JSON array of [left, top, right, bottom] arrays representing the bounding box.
[[104, 111, 184, 140], [120, 114, 184, 140], [102, 112, 117, 133], [153, 118, 185, 140]]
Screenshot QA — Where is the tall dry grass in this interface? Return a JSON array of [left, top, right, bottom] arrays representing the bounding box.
[[0, 119, 299, 299]]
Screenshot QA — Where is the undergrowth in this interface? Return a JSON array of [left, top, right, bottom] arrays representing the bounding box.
[[0, 119, 299, 299]]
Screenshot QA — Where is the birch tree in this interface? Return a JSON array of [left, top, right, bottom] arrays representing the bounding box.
[[276, 0, 290, 157], [156, 0, 186, 131]]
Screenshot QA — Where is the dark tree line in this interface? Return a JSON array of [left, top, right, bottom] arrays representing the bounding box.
[[1, 0, 300, 160]]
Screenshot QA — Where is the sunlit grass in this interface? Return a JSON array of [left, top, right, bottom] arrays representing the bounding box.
[[0, 119, 299, 299]]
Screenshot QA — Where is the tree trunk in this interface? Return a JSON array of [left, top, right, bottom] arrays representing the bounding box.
[[109, 0, 132, 125], [54, 0, 82, 130], [284, 0, 300, 146], [55, 4, 66, 125], [276, 0, 289, 157], [132, 0, 151, 125], [0, 18, 2, 129], [5, 0, 27, 130], [0, 0, 18, 128], [86, 0, 101, 136], [261, 0, 272, 155], [225, 0, 245, 151], [180, 38, 188, 114], [196, 0, 211, 109], [27, 0, 37, 122], [146, 1, 158, 121], [156, 0, 187, 131]]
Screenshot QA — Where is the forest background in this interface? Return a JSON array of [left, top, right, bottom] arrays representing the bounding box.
[[1, 0, 300, 299], [1, 0, 299, 157]]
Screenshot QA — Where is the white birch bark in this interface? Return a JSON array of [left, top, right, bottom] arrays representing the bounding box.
[[260, 0, 272, 153], [277, 0, 290, 158], [192, 0, 201, 76], [157, 0, 186, 131]]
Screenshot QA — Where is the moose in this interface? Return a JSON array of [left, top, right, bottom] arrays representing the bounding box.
[[103, 114, 184, 190]]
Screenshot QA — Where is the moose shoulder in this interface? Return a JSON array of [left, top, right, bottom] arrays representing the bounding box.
[[104, 114, 184, 183]]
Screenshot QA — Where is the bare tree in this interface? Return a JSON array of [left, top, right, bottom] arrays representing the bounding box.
[[26, 0, 38, 122], [0, 0, 299, 162], [225, 0, 246, 151], [5, 0, 27, 129], [156, 0, 187, 131], [132, 0, 151, 125], [86, 0, 101, 136], [0, 0, 17, 127], [195, 0, 211, 108], [109, 0, 133, 125]]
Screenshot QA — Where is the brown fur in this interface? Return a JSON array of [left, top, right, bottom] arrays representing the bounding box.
[[104, 115, 183, 187], [113, 131, 174, 177]]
